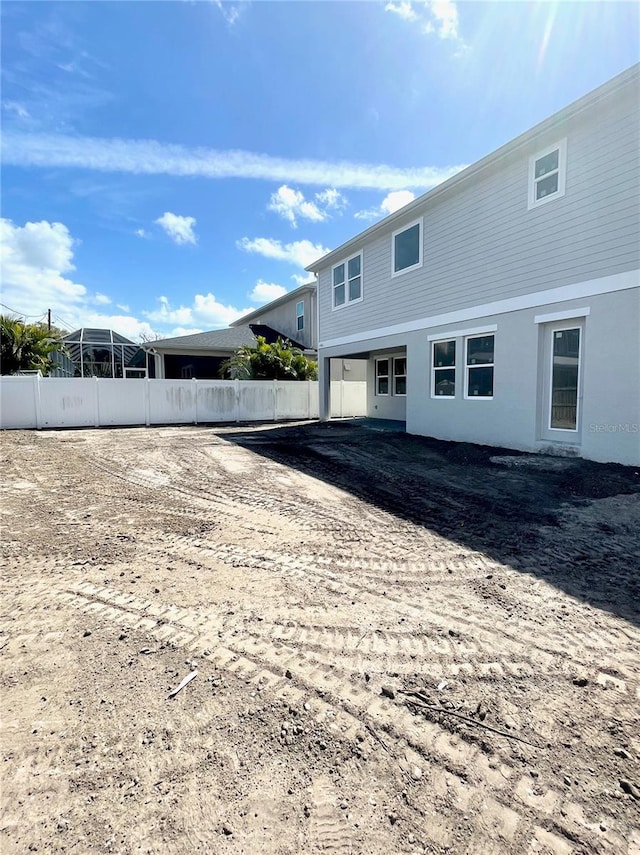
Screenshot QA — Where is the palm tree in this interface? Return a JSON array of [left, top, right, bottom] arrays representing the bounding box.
[[220, 336, 318, 381], [0, 315, 67, 376]]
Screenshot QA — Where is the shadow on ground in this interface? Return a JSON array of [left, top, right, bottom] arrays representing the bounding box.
[[223, 420, 640, 628]]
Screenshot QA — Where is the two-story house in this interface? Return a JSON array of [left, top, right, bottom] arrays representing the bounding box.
[[307, 65, 639, 466]]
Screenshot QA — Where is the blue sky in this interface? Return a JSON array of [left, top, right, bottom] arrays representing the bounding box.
[[1, 1, 638, 340]]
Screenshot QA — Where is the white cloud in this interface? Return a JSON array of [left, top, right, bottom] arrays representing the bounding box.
[[237, 237, 331, 269], [268, 186, 325, 227], [1, 131, 466, 191], [386, 0, 462, 41], [385, 2, 418, 22], [355, 190, 416, 221], [116, 303, 130, 312], [135, 228, 148, 238], [155, 212, 197, 245], [94, 292, 111, 305], [268, 185, 348, 227], [144, 293, 252, 331], [291, 273, 313, 287], [249, 281, 288, 304]]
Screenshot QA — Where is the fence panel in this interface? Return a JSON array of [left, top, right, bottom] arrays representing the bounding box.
[[149, 380, 197, 424], [39, 378, 97, 428], [238, 382, 275, 421], [196, 381, 238, 422], [98, 379, 147, 426], [275, 381, 312, 420], [0, 376, 38, 429]]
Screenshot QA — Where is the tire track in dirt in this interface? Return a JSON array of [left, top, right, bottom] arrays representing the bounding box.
[[58, 580, 634, 855]]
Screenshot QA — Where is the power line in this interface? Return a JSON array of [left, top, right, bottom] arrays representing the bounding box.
[[0, 302, 49, 319]]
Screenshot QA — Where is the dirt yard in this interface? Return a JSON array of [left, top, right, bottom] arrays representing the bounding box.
[[1, 420, 639, 855]]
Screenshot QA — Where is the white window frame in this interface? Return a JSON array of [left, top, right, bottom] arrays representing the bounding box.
[[332, 251, 364, 311], [375, 357, 390, 396], [464, 333, 495, 400], [431, 339, 456, 399], [548, 324, 582, 433], [393, 356, 407, 397], [296, 300, 304, 332], [391, 217, 423, 278], [528, 138, 567, 210]]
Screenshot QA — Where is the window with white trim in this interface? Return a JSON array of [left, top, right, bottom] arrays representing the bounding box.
[[296, 300, 304, 332], [432, 340, 456, 397], [375, 358, 389, 396], [528, 139, 566, 209], [392, 218, 422, 276], [332, 252, 363, 309], [465, 334, 494, 398], [393, 357, 407, 396]]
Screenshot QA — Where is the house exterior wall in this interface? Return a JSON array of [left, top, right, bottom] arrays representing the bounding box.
[[320, 275, 639, 466], [246, 289, 317, 349], [317, 77, 639, 347], [314, 69, 639, 466]]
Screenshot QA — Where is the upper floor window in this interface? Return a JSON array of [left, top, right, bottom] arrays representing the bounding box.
[[332, 252, 363, 309], [296, 300, 304, 331], [528, 139, 567, 210], [392, 218, 423, 276]]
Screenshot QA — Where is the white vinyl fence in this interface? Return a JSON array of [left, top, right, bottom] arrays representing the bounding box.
[[0, 376, 367, 430]]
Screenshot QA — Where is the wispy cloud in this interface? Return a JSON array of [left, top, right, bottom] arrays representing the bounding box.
[[213, 0, 248, 27], [385, 2, 418, 22], [268, 185, 346, 227], [237, 237, 331, 270], [155, 212, 197, 245], [249, 281, 288, 303], [1, 131, 465, 192], [355, 190, 416, 221], [386, 0, 463, 42]]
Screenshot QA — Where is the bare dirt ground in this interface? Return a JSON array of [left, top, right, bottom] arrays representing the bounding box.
[[1, 420, 639, 855]]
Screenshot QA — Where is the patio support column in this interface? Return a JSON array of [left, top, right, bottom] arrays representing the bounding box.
[[319, 356, 331, 422]]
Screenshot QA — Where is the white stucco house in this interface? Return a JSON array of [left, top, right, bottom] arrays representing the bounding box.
[[306, 64, 639, 466]]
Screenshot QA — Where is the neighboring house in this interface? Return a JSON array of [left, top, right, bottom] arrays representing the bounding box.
[[149, 282, 366, 381], [231, 282, 317, 351], [146, 326, 261, 379], [306, 65, 639, 466]]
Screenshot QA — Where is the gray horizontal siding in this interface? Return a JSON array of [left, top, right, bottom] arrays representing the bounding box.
[[319, 83, 639, 342]]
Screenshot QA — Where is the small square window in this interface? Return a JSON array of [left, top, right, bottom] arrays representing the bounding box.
[[392, 219, 423, 276]]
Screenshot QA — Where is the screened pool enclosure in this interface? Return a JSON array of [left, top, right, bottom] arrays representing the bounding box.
[[58, 328, 147, 378]]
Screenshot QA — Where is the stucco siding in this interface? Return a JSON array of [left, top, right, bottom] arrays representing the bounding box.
[[318, 82, 639, 344]]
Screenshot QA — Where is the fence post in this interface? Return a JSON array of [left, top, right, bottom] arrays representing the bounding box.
[[340, 380, 345, 418], [273, 380, 278, 421], [93, 377, 100, 427], [308, 380, 313, 420], [235, 379, 240, 423], [193, 378, 198, 425], [34, 373, 43, 429], [144, 378, 150, 427]]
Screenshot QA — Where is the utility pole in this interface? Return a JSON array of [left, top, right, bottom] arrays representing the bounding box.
[[47, 309, 51, 332]]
